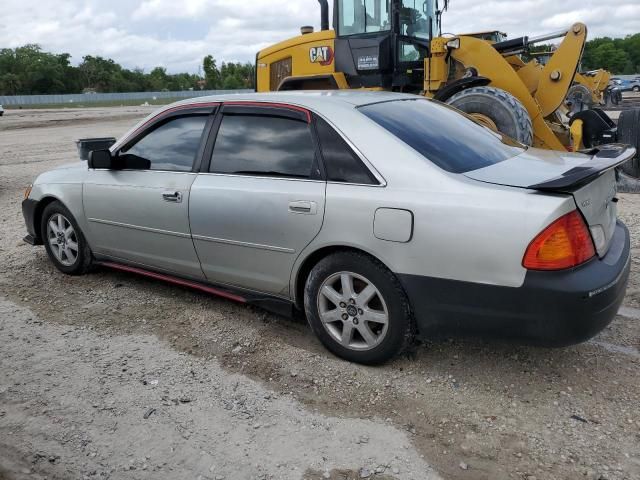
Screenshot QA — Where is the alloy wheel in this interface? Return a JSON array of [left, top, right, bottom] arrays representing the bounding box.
[[46, 213, 79, 266], [317, 271, 389, 351]]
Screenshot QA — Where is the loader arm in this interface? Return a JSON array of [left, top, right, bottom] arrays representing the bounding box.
[[575, 69, 611, 105], [446, 36, 565, 150], [534, 23, 587, 117]]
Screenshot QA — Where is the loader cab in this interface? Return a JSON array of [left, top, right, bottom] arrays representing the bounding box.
[[333, 0, 439, 91], [461, 31, 508, 43]]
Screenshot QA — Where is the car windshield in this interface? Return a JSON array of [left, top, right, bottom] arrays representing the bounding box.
[[358, 99, 526, 173]]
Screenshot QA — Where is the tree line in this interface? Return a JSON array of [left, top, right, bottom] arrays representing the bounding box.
[[527, 34, 639, 74], [1, 34, 638, 96], [0, 44, 255, 96], [581, 34, 640, 74]]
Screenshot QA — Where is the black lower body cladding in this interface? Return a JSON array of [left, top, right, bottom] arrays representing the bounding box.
[[22, 198, 41, 245], [400, 221, 631, 346]]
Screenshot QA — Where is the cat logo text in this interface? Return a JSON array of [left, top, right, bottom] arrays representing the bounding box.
[[309, 46, 334, 66]]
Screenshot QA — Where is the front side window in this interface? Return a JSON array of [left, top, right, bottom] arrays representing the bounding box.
[[359, 99, 525, 174], [121, 115, 208, 171], [210, 114, 316, 179], [338, 0, 391, 36]]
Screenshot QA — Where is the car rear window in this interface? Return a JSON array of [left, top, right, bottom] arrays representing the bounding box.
[[358, 99, 525, 173]]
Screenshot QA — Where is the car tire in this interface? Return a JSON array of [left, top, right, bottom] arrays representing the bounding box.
[[446, 86, 534, 146], [41, 201, 93, 275], [617, 109, 640, 180], [633, 86, 640, 92], [304, 251, 414, 365]]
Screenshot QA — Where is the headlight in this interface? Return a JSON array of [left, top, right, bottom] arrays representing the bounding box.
[[24, 184, 32, 200], [446, 38, 460, 49]]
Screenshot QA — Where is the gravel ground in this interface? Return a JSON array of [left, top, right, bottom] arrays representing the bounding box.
[[0, 107, 639, 480]]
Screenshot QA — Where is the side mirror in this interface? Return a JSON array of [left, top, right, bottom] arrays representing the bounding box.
[[88, 149, 114, 169]]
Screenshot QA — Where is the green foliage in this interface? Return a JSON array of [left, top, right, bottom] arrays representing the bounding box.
[[0, 45, 255, 95], [524, 35, 639, 75], [582, 34, 640, 74], [0, 44, 81, 95]]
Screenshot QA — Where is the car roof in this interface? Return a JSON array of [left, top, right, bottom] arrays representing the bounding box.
[[112, 90, 418, 153], [171, 90, 414, 113]]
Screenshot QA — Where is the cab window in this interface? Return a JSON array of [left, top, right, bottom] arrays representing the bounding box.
[[400, 0, 434, 39], [338, 0, 391, 36]]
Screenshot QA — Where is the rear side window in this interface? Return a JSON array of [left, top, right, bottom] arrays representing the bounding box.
[[315, 117, 377, 184], [359, 99, 525, 173], [210, 115, 316, 178], [122, 115, 208, 171]]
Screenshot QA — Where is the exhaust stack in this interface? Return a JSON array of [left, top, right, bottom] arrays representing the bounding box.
[[318, 0, 329, 31]]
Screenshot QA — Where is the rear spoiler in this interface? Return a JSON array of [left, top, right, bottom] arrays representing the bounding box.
[[528, 144, 636, 191]]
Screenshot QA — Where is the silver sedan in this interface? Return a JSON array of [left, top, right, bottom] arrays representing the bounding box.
[[22, 91, 633, 364]]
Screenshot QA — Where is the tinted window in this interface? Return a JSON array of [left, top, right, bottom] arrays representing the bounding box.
[[123, 116, 207, 171], [338, 0, 391, 36], [359, 99, 525, 173], [315, 117, 377, 184], [211, 115, 316, 178]]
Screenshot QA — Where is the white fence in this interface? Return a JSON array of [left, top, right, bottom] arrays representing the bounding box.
[[0, 89, 253, 106]]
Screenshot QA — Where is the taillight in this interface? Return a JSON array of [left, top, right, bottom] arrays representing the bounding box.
[[523, 210, 595, 271]]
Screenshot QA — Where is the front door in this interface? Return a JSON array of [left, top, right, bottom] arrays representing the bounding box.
[[189, 104, 326, 296], [83, 113, 211, 279]]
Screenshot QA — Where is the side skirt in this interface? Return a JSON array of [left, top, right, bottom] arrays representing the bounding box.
[[96, 261, 295, 318]]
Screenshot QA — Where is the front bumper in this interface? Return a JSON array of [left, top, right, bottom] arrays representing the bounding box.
[[399, 221, 631, 346], [22, 198, 42, 245]]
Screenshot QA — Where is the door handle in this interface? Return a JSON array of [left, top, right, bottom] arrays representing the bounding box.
[[162, 191, 183, 203], [289, 200, 317, 215]]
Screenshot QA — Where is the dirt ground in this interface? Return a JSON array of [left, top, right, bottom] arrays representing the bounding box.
[[0, 107, 639, 480]]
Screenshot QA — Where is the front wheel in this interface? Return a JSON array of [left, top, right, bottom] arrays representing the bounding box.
[[304, 251, 414, 364], [41, 201, 93, 275], [446, 86, 534, 146]]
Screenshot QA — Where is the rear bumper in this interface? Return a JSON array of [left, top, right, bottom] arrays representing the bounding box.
[[22, 198, 42, 245], [399, 221, 631, 346]]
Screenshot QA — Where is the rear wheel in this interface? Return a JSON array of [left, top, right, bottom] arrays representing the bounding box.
[[617, 109, 640, 180], [304, 251, 414, 364], [447, 86, 534, 146]]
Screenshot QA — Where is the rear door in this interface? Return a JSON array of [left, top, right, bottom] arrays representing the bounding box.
[[189, 104, 326, 296], [83, 108, 214, 278]]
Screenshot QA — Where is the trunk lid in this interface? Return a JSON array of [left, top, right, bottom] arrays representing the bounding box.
[[464, 144, 636, 257]]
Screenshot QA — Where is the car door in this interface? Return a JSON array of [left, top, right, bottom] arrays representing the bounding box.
[[83, 107, 214, 279], [189, 103, 326, 296]]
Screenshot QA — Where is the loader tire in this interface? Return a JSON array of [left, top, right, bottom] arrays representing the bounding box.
[[447, 86, 534, 146], [617, 108, 640, 180]]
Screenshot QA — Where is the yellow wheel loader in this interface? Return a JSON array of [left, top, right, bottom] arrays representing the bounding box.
[[256, 0, 640, 184]]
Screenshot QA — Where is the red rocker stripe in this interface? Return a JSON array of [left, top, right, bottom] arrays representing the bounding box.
[[98, 261, 246, 303]]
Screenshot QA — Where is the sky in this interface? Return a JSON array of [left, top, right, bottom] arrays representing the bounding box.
[[1, 0, 639, 73]]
